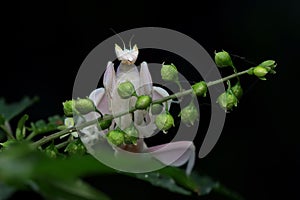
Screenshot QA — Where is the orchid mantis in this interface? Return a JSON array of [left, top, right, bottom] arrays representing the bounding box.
[[78, 41, 195, 175]]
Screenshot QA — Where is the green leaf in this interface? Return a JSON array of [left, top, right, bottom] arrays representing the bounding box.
[[29, 115, 64, 135], [0, 143, 114, 183], [33, 179, 110, 200], [0, 181, 16, 200], [0, 96, 38, 121], [134, 172, 192, 195], [127, 167, 218, 196], [0, 142, 36, 186], [0, 143, 111, 199], [16, 114, 29, 140], [0, 114, 5, 125], [212, 182, 245, 200], [158, 166, 199, 193], [189, 172, 218, 195], [0, 143, 242, 200]]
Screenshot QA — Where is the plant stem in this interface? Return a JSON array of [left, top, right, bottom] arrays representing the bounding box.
[[32, 127, 76, 147], [32, 68, 251, 148], [153, 68, 251, 105], [26, 132, 36, 141], [56, 139, 73, 149], [0, 122, 15, 140]]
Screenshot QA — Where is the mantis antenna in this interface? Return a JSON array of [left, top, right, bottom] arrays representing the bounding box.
[[129, 35, 135, 50], [110, 28, 126, 49]]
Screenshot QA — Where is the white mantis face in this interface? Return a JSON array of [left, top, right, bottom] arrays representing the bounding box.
[[115, 44, 139, 65]]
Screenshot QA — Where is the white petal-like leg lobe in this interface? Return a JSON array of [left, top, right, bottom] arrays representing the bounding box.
[[112, 64, 140, 130], [111, 89, 133, 130], [78, 111, 108, 148], [103, 61, 116, 97], [134, 86, 171, 138], [146, 141, 195, 175], [152, 86, 171, 111], [138, 62, 152, 96], [89, 88, 110, 114]]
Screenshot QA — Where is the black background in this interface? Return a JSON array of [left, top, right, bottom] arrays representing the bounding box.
[[2, 0, 300, 200]]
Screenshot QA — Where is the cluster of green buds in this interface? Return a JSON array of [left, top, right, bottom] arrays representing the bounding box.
[[217, 90, 238, 111], [44, 143, 60, 158], [214, 50, 233, 68], [135, 95, 152, 110], [161, 63, 183, 91], [217, 81, 244, 111], [117, 81, 136, 99], [151, 103, 164, 115], [117, 80, 152, 110], [106, 125, 139, 146], [97, 114, 113, 130], [179, 101, 199, 126], [248, 60, 277, 80], [161, 63, 179, 82], [155, 112, 175, 133], [63, 98, 95, 117], [230, 82, 243, 100], [192, 81, 207, 97], [64, 140, 86, 156]]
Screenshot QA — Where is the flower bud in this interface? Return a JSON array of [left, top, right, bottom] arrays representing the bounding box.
[[214, 50, 233, 67], [64, 140, 86, 156], [74, 98, 95, 114], [45, 144, 59, 158], [161, 63, 179, 82], [217, 91, 238, 111], [192, 81, 207, 97], [62, 100, 75, 117], [259, 60, 276, 70], [107, 129, 125, 146], [135, 95, 152, 110], [45, 149, 57, 158], [124, 124, 139, 145], [151, 103, 164, 115], [117, 81, 136, 99], [179, 102, 199, 126], [98, 114, 112, 130], [155, 112, 175, 133], [253, 66, 268, 79], [231, 83, 243, 100]]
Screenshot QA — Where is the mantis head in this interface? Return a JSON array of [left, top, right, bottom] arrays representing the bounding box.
[[114, 34, 139, 65]]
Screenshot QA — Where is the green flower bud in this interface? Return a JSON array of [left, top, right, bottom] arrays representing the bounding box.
[[215, 50, 233, 67], [192, 81, 207, 97], [107, 129, 125, 146], [253, 66, 268, 79], [217, 91, 238, 111], [117, 81, 136, 99], [155, 112, 175, 133], [45, 149, 57, 158], [124, 124, 139, 145], [231, 83, 243, 100], [258, 60, 277, 74], [259, 60, 276, 70], [135, 95, 152, 110], [64, 140, 86, 156], [74, 98, 95, 114], [179, 102, 199, 126], [63, 100, 75, 117], [151, 103, 164, 115], [98, 114, 112, 130], [161, 63, 179, 82], [45, 144, 59, 158]]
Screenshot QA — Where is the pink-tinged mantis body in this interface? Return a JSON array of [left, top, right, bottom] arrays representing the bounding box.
[[79, 42, 195, 175]]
